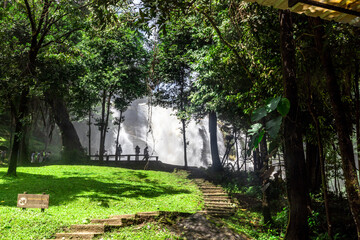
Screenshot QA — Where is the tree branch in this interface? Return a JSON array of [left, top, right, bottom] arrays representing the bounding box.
[[41, 27, 82, 48], [24, 0, 36, 33], [195, 7, 252, 81]]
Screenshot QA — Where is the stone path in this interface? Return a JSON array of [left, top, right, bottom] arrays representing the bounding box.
[[193, 178, 237, 217], [48, 176, 237, 239], [48, 211, 188, 239]]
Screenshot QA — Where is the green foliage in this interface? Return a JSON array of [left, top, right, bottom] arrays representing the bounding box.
[[97, 223, 180, 240], [78, 25, 149, 117], [274, 207, 288, 229], [247, 96, 290, 152], [0, 165, 202, 239], [245, 186, 262, 199]]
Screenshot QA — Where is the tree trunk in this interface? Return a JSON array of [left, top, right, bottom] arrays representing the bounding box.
[[234, 128, 240, 171], [88, 108, 92, 156], [7, 89, 29, 176], [99, 90, 107, 162], [308, 100, 333, 239], [305, 141, 321, 193], [45, 91, 83, 161], [182, 118, 188, 168], [115, 111, 122, 162], [279, 10, 310, 240], [103, 93, 112, 156], [260, 134, 272, 224], [355, 58, 360, 179], [311, 16, 360, 238], [209, 111, 223, 172], [19, 124, 30, 165]]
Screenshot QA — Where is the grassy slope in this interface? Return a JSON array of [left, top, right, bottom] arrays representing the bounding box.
[[0, 165, 202, 240]]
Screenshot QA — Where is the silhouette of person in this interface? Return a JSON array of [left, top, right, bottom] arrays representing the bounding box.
[[115, 144, 122, 161], [117, 144, 122, 155], [143, 146, 149, 161], [135, 145, 140, 161], [31, 152, 36, 163]]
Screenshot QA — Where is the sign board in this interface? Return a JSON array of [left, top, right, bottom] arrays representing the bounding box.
[[17, 193, 49, 209]]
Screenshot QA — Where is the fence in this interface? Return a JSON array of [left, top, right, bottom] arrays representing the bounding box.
[[89, 154, 159, 162]]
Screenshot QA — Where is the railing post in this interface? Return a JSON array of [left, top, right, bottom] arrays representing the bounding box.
[[156, 156, 158, 161], [106, 155, 109, 162], [127, 155, 130, 161]]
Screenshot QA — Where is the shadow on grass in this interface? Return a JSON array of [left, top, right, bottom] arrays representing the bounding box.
[[0, 171, 191, 208]]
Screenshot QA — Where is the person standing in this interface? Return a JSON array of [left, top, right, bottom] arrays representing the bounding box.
[[143, 146, 149, 161], [135, 145, 140, 161], [37, 152, 41, 163], [31, 152, 36, 163]]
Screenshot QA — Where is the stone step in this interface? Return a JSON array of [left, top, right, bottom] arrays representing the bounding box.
[[199, 186, 222, 189], [198, 184, 219, 187], [70, 224, 104, 233], [203, 192, 228, 196], [204, 201, 233, 205], [135, 211, 160, 219], [202, 190, 226, 194], [205, 207, 235, 212], [55, 232, 100, 239], [109, 214, 136, 219], [91, 218, 122, 225], [204, 204, 234, 209]]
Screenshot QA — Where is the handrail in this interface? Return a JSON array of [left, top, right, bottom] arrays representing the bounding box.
[[89, 154, 159, 162]]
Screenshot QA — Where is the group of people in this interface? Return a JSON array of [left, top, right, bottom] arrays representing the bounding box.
[[95, 144, 150, 161], [135, 145, 149, 161], [31, 151, 51, 163]]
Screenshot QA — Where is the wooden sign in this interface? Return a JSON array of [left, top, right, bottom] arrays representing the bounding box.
[[17, 193, 49, 210]]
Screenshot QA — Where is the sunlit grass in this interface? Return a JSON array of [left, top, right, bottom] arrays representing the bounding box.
[[96, 223, 180, 240], [0, 165, 202, 240], [222, 209, 284, 240]]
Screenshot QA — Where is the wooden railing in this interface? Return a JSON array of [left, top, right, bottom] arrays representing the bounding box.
[[89, 154, 159, 162]]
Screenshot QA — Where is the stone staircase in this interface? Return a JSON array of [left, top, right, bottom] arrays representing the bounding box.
[[193, 178, 237, 217], [48, 211, 189, 240], [48, 177, 237, 239]]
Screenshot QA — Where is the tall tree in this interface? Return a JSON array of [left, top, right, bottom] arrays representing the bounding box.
[[279, 10, 310, 240], [152, 20, 194, 168], [1, 1, 91, 175], [80, 26, 149, 161], [311, 16, 360, 238]]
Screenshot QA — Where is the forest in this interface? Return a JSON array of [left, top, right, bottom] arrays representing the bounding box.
[[1, 0, 360, 239]]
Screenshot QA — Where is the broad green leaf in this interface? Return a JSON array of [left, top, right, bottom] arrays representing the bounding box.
[[269, 140, 279, 155], [266, 96, 281, 112], [251, 107, 267, 122], [253, 130, 265, 149], [248, 130, 265, 152], [248, 123, 263, 135], [265, 116, 282, 139], [277, 98, 290, 117]]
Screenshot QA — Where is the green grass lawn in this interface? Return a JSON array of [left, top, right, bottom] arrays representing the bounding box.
[[0, 165, 203, 240]]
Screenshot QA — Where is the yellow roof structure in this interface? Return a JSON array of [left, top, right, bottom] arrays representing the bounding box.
[[245, 0, 360, 26]]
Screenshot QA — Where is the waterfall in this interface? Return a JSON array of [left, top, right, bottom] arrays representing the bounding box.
[[74, 98, 225, 168]]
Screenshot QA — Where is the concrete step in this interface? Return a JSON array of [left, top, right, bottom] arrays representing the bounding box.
[[70, 224, 104, 233], [202, 190, 226, 194], [55, 232, 100, 239], [203, 192, 228, 196], [135, 211, 160, 219], [91, 218, 122, 225], [109, 214, 136, 219], [204, 201, 233, 205], [205, 204, 234, 209], [199, 186, 222, 189]]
